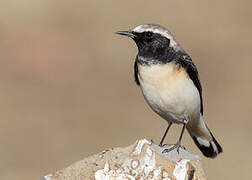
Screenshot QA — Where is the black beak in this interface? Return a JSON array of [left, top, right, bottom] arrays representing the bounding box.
[[115, 31, 136, 38]]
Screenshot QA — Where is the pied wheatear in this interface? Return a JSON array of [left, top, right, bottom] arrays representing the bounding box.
[[116, 24, 223, 158]]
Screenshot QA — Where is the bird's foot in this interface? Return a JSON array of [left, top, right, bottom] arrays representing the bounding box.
[[162, 143, 186, 154], [159, 143, 173, 147], [159, 142, 166, 147]]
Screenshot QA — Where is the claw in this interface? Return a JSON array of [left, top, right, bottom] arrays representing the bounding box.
[[177, 147, 180, 154], [162, 143, 184, 154], [162, 143, 178, 153], [159, 143, 168, 147]]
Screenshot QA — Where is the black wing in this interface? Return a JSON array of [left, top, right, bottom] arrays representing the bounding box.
[[178, 55, 203, 115], [134, 57, 140, 86]]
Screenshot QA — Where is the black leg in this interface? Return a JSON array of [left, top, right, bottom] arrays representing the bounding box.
[[159, 122, 172, 146], [162, 119, 188, 153], [177, 122, 186, 145]]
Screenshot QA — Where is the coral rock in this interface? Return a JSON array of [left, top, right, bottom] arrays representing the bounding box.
[[42, 139, 206, 180]]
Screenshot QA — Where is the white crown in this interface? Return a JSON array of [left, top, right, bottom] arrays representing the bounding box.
[[132, 24, 181, 50]]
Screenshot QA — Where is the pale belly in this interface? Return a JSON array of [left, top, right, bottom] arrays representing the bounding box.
[[138, 62, 201, 124]]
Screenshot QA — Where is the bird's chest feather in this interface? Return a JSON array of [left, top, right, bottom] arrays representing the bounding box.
[[138, 62, 200, 122]]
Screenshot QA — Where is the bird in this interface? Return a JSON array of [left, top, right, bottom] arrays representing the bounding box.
[[116, 24, 223, 158]]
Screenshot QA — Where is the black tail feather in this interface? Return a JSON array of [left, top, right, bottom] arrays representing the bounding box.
[[192, 130, 223, 158]]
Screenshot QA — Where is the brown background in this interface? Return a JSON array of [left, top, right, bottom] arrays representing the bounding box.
[[0, 0, 251, 179]]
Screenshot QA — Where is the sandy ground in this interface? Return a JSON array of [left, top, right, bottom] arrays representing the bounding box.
[[0, 0, 251, 179]]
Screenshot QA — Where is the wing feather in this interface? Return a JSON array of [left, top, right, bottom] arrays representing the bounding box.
[[177, 55, 203, 115], [134, 57, 140, 85]]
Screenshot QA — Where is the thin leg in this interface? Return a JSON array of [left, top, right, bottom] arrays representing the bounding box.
[[177, 122, 186, 145], [159, 122, 172, 146], [162, 119, 188, 153]]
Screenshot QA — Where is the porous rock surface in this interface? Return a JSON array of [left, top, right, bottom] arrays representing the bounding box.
[[42, 139, 206, 180]]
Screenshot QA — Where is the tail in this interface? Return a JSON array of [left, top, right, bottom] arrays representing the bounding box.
[[187, 117, 223, 158]]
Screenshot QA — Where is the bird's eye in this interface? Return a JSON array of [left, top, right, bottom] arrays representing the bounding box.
[[145, 32, 153, 39]]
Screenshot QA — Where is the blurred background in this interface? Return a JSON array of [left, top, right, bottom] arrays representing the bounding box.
[[0, 0, 251, 179]]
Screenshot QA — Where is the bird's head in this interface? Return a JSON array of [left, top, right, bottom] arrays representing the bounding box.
[[116, 24, 182, 62]]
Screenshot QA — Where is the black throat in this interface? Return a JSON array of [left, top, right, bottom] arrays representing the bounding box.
[[137, 46, 180, 65], [133, 32, 186, 65]]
